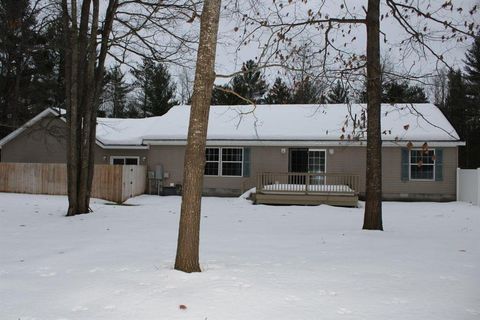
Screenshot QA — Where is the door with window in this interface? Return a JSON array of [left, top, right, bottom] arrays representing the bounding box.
[[289, 148, 326, 184]]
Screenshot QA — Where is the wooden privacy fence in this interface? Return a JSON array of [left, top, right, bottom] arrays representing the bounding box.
[[0, 163, 147, 203]]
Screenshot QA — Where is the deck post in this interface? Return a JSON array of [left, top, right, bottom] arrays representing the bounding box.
[[305, 173, 310, 195]]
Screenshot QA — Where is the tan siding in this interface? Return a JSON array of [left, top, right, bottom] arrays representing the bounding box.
[[1, 113, 457, 200], [1, 116, 67, 163], [0, 114, 148, 166], [381, 147, 457, 199], [326, 146, 367, 192], [94, 148, 148, 165], [146, 145, 456, 198], [147, 145, 185, 186], [326, 146, 456, 200], [147, 145, 289, 194]]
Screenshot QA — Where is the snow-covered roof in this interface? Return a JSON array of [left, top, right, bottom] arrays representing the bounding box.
[[0, 103, 462, 149], [96, 103, 461, 147]]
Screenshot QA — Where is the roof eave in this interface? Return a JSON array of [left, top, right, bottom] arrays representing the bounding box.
[[142, 139, 465, 147]]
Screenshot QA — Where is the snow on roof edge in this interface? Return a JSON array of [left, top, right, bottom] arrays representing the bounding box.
[[95, 103, 461, 147], [0, 104, 463, 150]]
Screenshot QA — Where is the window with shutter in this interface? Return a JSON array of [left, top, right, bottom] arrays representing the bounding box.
[[409, 149, 436, 181]]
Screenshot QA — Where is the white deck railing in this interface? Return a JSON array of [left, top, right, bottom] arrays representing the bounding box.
[[257, 172, 359, 195]]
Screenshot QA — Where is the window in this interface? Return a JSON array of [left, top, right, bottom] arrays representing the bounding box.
[[110, 156, 139, 165], [409, 149, 435, 180], [222, 148, 243, 176], [205, 148, 219, 176], [205, 147, 243, 176]]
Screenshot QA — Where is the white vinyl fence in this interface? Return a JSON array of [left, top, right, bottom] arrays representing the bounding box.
[[457, 168, 480, 206]]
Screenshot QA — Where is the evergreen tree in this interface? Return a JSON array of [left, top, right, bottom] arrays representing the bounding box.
[[464, 35, 480, 125], [132, 59, 177, 117], [0, 0, 58, 138], [211, 60, 267, 105], [445, 70, 468, 139], [41, 14, 65, 109], [265, 77, 292, 104], [382, 81, 428, 104], [291, 76, 324, 104], [211, 84, 237, 105], [463, 34, 480, 168], [326, 80, 350, 104], [101, 65, 131, 118], [124, 101, 141, 118], [405, 85, 428, 103], [231, 60, 267, 103]]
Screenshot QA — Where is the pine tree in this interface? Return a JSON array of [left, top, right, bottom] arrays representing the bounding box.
[[211, 60, 267, 105], [463, 34, 480, 168], [464, 35, 480, 125], [291, 76, 324, 104], [382, 81, 428, 104], [101, 65, 131, 118], [124, 100, 141, 118], [265, 77, 291, 104], [231, 60, 267, 103], [405, 85, 428, 103], [41, 14, 65, 109], [445, 70, 468, 139], [326, 80, 350, 104], [132, 59, 177, 117], [0, 0, 58, 138], [211, 84, 237, 105]]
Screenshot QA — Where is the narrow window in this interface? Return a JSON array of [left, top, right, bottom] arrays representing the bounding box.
[[205, 148, 220, 176]]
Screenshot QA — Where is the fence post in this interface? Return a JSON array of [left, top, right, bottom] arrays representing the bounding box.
[[456, 167, 460, 201], [477, 168, 480, 206]]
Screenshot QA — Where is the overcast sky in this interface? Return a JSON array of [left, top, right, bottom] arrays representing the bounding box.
[[107, 0, 480, 99], [211, 0, 479, 87]]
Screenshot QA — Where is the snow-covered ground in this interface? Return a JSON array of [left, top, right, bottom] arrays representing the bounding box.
[[0, 193, 479, 320]]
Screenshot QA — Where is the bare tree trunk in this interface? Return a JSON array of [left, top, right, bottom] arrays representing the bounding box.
[[63, 0, 118, 216], [63, 0, 81, 217], [174, 0, 222, 273], [78, 0, 99, 213], [85, 0, 118, 208], [363, 0, 383, 230]]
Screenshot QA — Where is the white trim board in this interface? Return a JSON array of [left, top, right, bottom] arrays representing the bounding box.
[[142, 139, 465, 147]]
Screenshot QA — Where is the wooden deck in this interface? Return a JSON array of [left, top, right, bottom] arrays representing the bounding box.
[[253, 172, 359, 207]]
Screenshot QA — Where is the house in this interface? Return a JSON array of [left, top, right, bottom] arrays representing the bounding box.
[[0, 103, 463, 202]]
